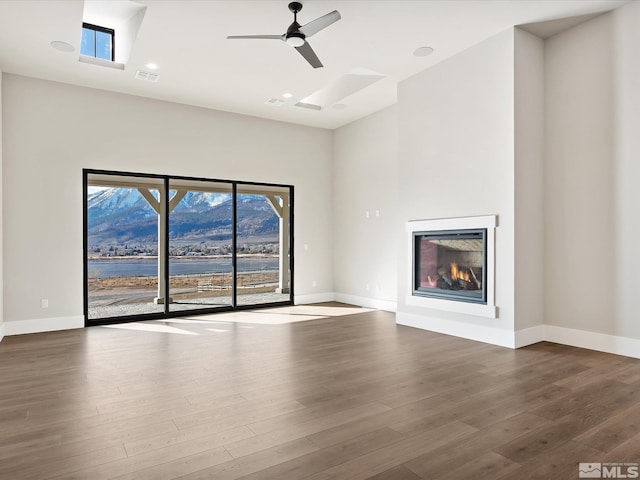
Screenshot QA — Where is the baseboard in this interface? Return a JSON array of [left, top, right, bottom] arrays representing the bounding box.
[[334, 293, 397, 313], [544, 325, 640, 360], [0, 323, 4, 343], [514, 325, 546, 348], [3, 316, 84, 336], [396, 312, 515, 348], [294, 292, 336, 305]]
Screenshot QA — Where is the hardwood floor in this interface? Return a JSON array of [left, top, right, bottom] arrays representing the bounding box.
[[0, 303, 638, 479]]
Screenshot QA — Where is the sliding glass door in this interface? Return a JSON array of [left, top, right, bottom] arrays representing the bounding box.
[[85, 174, 165, 320], [236, 184, 291, 306], [168, 179, 234, 312], [84, 170, 293, 325]]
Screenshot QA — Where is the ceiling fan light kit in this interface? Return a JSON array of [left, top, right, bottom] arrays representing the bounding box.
[[227, 2, 341, 68]]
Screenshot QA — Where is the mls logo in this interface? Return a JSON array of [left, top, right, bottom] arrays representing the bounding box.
[[580, 462, 640, 478], [580, 464, 602, 478]]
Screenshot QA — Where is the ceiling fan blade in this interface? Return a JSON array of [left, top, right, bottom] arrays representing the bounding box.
[[227, 35, 283, 40], [299, 10, 341, 38], [295, 41, 323, 69]]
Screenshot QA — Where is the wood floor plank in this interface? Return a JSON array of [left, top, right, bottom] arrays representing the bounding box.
[[574, 401, 640, 453], [363, 465, 422, 480], [307, 395, 448, 449], [602, 432, 640, 463], [304, 420, 478, 480], [172, 398, 306, 431], [50, 424, 249, 479], [12, 445, 127, 480], [124, 424, 254, 458], [112, 446, 232, 480], [246, 394, 383, 436], [237, 427, 405, 480], [433, 451, 520, 480], [403, 412, 548, 479], [174, 437, 320, 480], [494, 414, 603, 464], [225, 401, 391, 458], [497, 439, 601, 480]]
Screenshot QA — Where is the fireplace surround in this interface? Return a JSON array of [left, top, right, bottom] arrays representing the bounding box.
[[406, 216, 497, 318]]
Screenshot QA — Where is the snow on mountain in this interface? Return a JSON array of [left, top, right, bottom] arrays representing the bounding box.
[[88, 187, 278, 246]]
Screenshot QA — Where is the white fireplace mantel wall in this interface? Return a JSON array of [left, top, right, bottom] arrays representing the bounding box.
[[396, 29, 518, 348], [405, 215, 497, 319]]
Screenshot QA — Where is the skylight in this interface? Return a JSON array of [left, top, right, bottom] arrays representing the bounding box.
[[79, 0, 147, 70], [80, 23, 114, 61]]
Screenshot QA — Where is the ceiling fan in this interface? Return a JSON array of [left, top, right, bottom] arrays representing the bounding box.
[[227, 2, 341, 69]]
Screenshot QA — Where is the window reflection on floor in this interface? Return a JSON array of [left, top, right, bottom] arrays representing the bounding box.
[[99, 304, 375, 335]]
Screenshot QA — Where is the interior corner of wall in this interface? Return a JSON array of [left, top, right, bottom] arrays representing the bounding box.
[[334, 292, 397, 312], [397, 311, 516, 349], [514, 324, 546, 348], [294, 292, 336, 305]]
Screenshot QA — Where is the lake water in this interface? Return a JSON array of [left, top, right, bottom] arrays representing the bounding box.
[[88, 257, 279, 278]]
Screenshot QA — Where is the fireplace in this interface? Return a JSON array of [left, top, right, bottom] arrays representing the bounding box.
[[413, 229, 487, 304], [406, 216, 496, 318]]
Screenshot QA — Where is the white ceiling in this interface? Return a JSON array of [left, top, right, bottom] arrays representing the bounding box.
[[0, 0, 629, 129]]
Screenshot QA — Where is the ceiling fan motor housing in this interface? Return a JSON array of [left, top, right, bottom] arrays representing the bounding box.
[[286, 21, 305, 46], [286, 2, 306, 46], [288, 2, 303, 14]]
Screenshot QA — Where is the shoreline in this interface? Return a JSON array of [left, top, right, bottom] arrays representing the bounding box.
[[87, 254, 278, 261], [88, 271, 279, 297]]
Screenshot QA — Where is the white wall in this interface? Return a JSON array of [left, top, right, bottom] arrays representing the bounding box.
[[612, 1, 640, 341], [544, 8, 633, 341], [396, 30, 517, 347], [514, 28, 545, 334], [332, 105, 398, 311], [545, 13, 615, 337], [545, 2, 640, 342], [1, 74, 333, 333]]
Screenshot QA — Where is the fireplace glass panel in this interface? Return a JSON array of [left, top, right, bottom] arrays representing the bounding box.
[[414, 229, 487, 304]]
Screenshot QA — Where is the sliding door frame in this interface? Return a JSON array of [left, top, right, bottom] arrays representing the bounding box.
[[83, 168, 294, 327]]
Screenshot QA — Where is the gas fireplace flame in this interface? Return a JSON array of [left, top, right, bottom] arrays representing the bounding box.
[[450, 262, 470, 282]]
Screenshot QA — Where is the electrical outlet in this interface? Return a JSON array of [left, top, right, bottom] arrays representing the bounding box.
[[312, 280, 317, 288], [304, 244, 309, 251], [41, 299, 49, 308]]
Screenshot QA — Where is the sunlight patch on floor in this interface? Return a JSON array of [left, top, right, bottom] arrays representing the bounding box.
[[189, 311, 326, 325], [263, 305, 375, 317], [101, 322, 199, 335], [98, 304, 374, 334], [187, 304, 373, 325]]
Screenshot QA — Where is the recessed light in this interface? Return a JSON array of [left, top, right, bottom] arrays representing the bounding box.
[[50, 41, 74, 52], [332, 103, 347, 110], [282, 92, 293, 99], [413, 46, 434, 57], [145, 63, 159, 70]]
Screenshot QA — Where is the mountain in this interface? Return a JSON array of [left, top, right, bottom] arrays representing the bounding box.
[[88, 188, 279, 248]]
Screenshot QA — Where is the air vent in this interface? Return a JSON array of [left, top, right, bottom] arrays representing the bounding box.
[[135, 70, 160, 82], [294, 102, 321, 111], [264, 98, 286, 107]]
